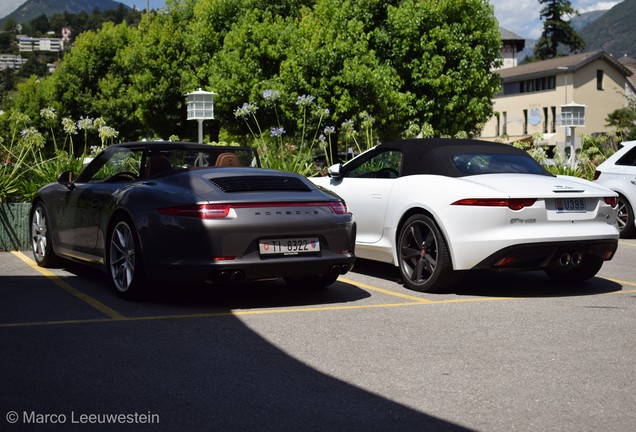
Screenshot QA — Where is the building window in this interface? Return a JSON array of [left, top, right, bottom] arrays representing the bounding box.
[[543, 107, 549, 134], [495, 113, 500, 137], [517, 76, 556, 94], [502, 112, 507, 135], [551, 106, 556, 132], [523, 109, 528, 135], [597, 70, 604, 90]]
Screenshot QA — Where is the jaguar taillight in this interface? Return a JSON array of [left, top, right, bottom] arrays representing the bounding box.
[[452, 198, 537, 211], [604, 196, 618, 208]]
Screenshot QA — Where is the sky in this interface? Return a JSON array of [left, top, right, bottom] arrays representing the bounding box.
[[0, 0, 623, 40]]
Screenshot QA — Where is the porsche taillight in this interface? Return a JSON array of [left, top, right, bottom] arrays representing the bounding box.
[[159, 201, 349, 218], [159, 204, 230, 219], [328, 201, 348, 214], [452, 198, 537, 211]]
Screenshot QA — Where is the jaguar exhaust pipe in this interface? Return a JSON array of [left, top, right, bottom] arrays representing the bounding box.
[[559, 252, 571, 267], [571, 252, 583, 266]]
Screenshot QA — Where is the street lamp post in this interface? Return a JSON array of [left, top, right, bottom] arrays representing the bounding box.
[[561, 102, 586, 168], [185, 89, 215, 143], [556, 66, 586, 168]]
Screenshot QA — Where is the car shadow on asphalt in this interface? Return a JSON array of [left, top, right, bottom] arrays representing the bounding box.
[[351, 258, 624, 298], [56, 258, 372, 311], [1, 255, 477, 432]]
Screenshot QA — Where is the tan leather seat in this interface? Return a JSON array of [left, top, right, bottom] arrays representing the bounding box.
[[215, 152, 241, 167]]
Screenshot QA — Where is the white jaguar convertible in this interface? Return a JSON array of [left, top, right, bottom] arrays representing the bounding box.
[[311, 138, 620, 292]]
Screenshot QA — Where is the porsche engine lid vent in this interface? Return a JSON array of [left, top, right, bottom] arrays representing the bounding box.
[[210, 175, 312, 192]]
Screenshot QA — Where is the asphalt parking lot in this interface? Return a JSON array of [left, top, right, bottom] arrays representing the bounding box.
[[1, 242, 635, 431]]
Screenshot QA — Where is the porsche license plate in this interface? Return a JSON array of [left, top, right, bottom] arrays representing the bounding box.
[[556, 198, 586, 213], [259, 238, 320, 255]]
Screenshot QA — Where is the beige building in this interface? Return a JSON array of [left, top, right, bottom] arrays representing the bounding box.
[[481, 50, 633, 151], [18, 36, 64, 52]]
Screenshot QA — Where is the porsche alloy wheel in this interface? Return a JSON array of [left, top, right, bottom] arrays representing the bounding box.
[[397, 214, 460, 293], [30, 202, 59, 267], [108, 218, 146, 299]]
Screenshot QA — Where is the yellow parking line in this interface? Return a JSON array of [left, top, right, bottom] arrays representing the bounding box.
[[0, 301, 432, 328], [338, 277, 432, 303], [11, 251, 126, 320], [601, 276, 636, 290], [618, 241, 636, 248], [5, 252, 636, 330]]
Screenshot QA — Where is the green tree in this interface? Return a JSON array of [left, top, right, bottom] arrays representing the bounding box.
[[3, 17, 19, 33], [533, 0, 585, 60], [30, 13, 51, 36], [279, 0, 408, 140], [606, 93, 636, 141], [200, 0, 501, 140], [380, 0, 502, 136], [6, 0, 503, 148]]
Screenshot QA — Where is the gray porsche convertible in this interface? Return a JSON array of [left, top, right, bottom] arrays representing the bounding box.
[[30, 142, 356, 298]]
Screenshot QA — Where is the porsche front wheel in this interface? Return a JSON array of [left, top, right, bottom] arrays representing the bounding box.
[[397, 214, 460, 293], [107, 217, 147, 299]]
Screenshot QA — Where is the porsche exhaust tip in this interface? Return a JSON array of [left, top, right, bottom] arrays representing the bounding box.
[[330, 264, 351, 275], [571, 252, 583, 266], [230, 270, 245, 282], [215, 270, 245, 282]]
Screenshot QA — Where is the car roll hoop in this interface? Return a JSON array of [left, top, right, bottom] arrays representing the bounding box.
[[145, 154, 173, 178]]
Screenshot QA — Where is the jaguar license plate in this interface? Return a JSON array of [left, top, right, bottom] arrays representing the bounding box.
[[555, 198, 586, 213], [259, 238, 320, 255]]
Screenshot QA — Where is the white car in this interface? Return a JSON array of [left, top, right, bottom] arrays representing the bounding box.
[[594, 140, 636, 239], [312, 138, 620, 292]]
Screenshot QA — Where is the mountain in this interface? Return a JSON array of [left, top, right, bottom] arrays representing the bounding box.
[[0, 0, 127, 25], [570, 10, 607, 32], [494, 3, 631, 65], [580, 0, 636, 58]]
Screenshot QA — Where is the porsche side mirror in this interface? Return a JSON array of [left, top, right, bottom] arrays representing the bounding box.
[[327, 163, 343, 178], [57, 170, 75, 189]]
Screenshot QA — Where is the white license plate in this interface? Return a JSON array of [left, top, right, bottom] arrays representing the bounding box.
[[259, 238, 320, 255], [556, 198, 586, 213]]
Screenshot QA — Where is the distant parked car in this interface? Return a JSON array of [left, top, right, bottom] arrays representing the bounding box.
[[30, 142, 356, 298], [311, 138, 619, 293], [594, 140, 636, 238]]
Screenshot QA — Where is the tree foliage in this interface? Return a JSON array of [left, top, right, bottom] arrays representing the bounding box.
[[606, 93, 636, 141], [533, 0, 585, 60], [3, 0, 503, 147]]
